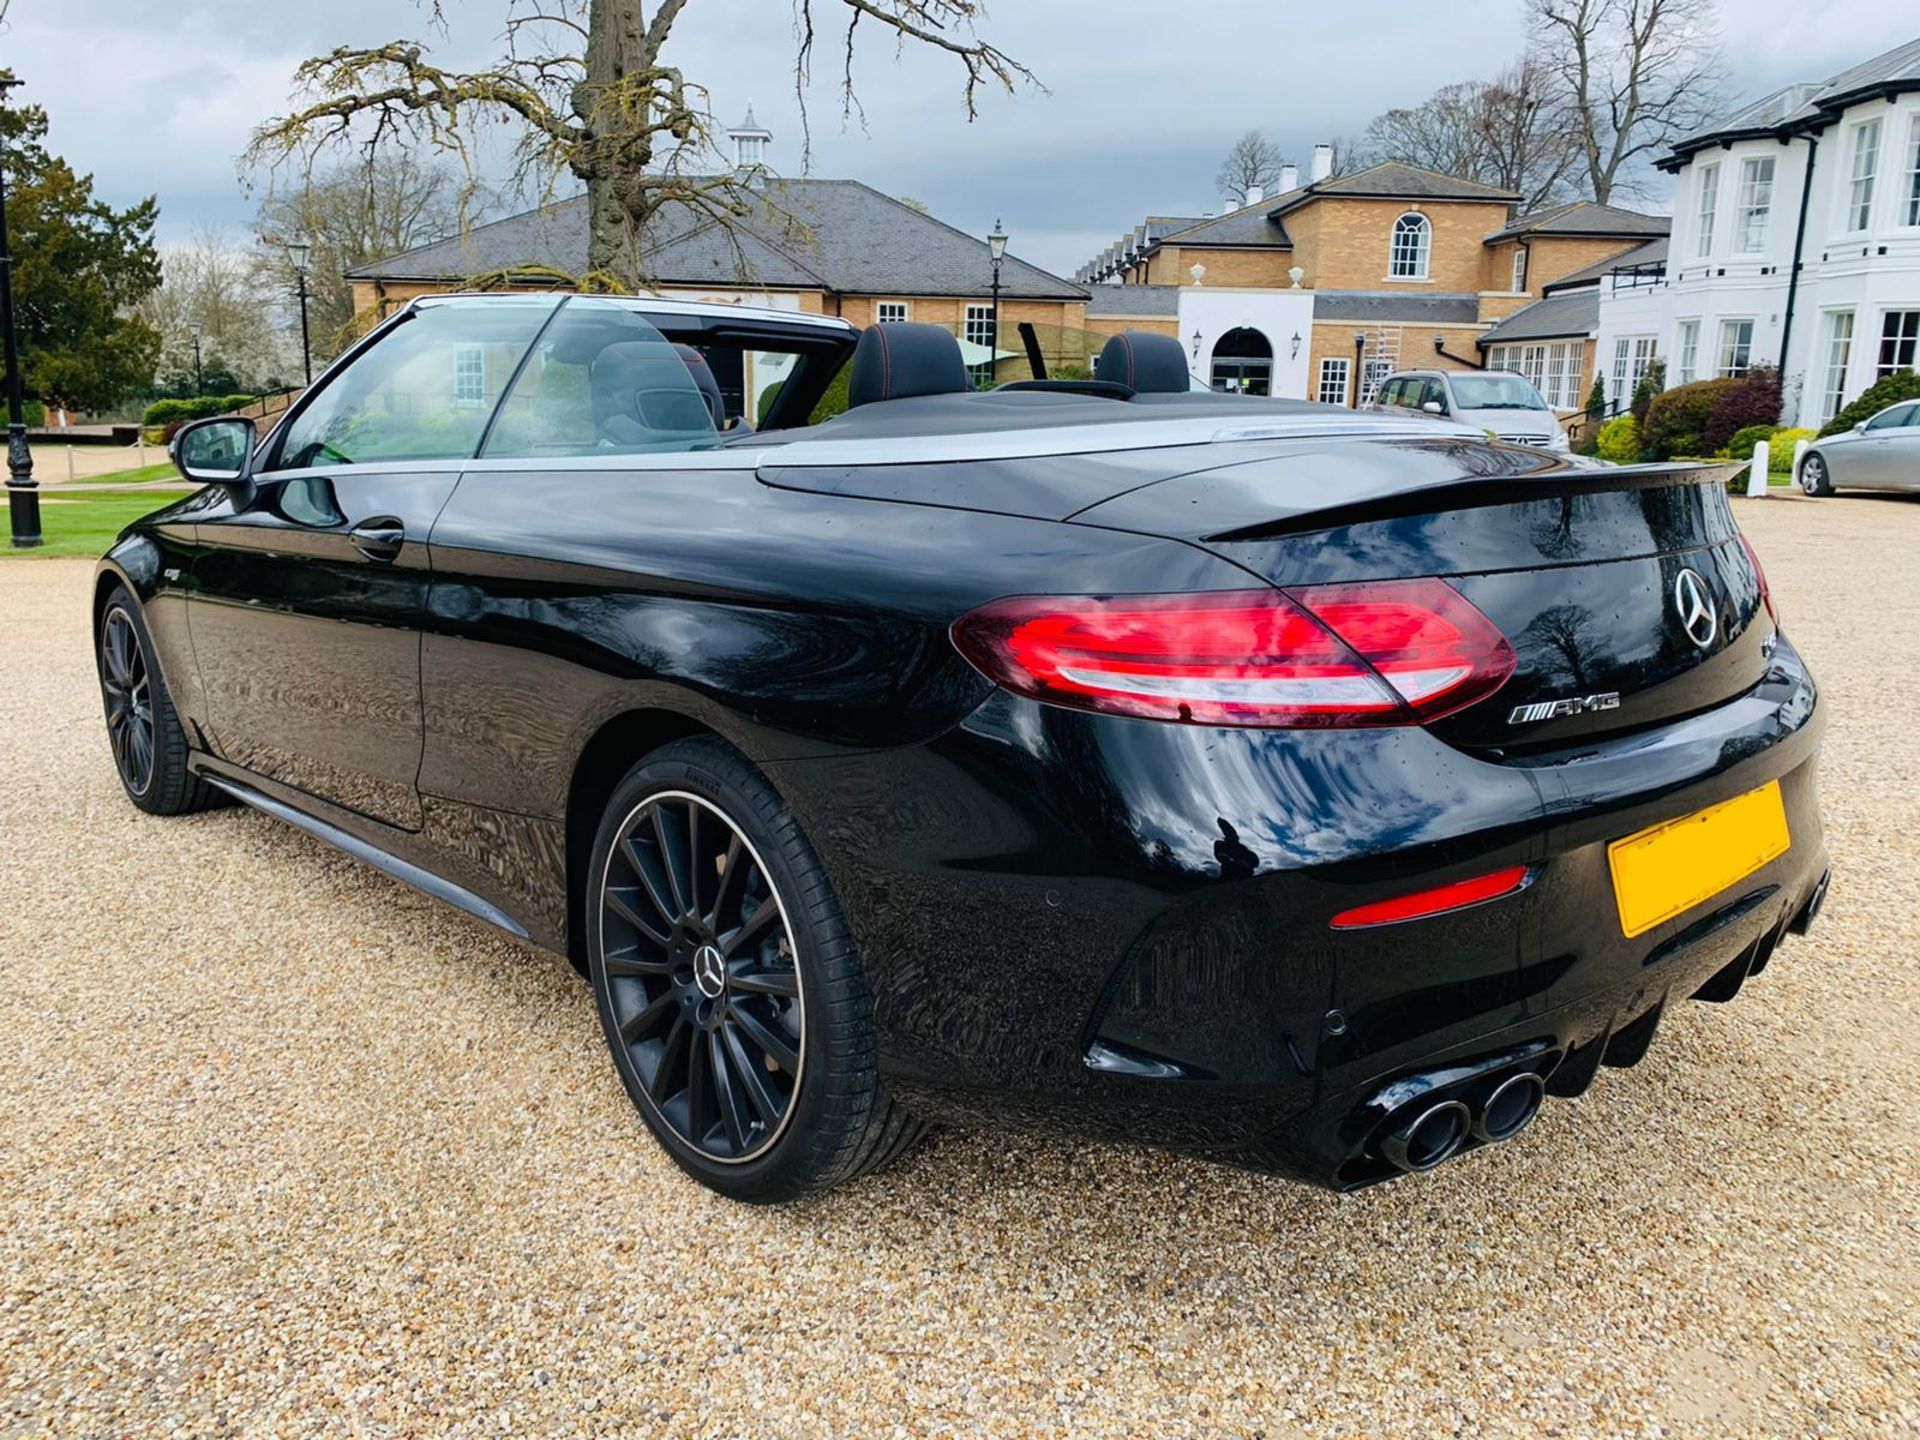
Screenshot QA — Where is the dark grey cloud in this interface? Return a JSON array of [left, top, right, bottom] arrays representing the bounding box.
[[3, 0, 1912, 276]]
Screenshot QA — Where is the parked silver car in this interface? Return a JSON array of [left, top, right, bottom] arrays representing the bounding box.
[[1367, 369, 1570, 452], [1800, 400, 1920, 494]]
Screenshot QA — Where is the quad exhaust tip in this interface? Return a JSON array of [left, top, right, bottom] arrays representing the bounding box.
[[1471, 1071, 1546, 1144], [1380, 1099, 1471, 1173]]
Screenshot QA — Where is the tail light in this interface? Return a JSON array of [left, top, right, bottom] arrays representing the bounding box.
[[1738, 533, 1776, 624], [951, 579, 1515, 728]]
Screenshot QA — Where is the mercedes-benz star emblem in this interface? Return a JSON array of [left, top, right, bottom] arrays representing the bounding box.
[[1673, 568, 1718, 649], [693, 943, 726, 998]]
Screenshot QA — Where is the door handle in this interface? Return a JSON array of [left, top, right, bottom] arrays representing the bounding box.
[[348, 518, 406, 562]]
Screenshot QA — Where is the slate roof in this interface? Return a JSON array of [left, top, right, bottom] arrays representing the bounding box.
[[1311, 290, 1482, 324], [1270, 161, 1522, 211], [1477, 289, 1601, 344], [1155, 198, 1298, 249], [1662, 36, 1920, 169], [1541, 237, 1669, 293], [346, 180, 1086, 301], [1486, 202, 1671, 242], [1083, 285, 1182, 318]]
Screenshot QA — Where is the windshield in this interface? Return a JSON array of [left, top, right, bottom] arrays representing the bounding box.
[[1449, 374, 1549, 411]]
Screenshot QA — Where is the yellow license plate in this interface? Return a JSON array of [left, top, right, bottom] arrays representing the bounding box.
[[1608, 781, 1790, 939]]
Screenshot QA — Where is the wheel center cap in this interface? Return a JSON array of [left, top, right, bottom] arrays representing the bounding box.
[[692, 943, 726, 999]]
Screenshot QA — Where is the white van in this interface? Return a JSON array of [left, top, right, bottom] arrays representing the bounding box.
[[1368, 369, 1570, 452]]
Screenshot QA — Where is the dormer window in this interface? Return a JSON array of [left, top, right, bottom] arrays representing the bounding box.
[[1390, 213, 1431, 280]]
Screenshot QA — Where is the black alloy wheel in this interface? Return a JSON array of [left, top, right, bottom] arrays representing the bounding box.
[[100, 607, 155, 799], [599, 789, 805, 1163], [587, 738, 925, 1202]]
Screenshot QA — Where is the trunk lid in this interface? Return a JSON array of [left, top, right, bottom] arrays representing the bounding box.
[[1070, 437, 1767, 751]]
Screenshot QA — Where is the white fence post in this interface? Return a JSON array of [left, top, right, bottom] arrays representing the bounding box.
[[1792, 437, 1810, 486], [1746, 440, 1770, 497]]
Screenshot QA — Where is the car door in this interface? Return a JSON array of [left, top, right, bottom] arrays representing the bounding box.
[[190, 294, 559, 830], [1891, 404, 1920, 490], [1848, 402, 1917, 488]]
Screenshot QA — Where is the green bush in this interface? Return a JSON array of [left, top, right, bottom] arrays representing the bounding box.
[[1584, 376, 1607, 419], [1726, 423, 1781, 459], [1701, 368, 1782, 454], [1640, 377, 1740, 460], [1595, 413, 1641, 463], [141, 393, 259, 426], [1630, 359, 1666, 425], [1769, 427, 1815, 472], [1818, 369, 1920, 436]]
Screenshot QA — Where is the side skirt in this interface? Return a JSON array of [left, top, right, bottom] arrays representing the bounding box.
[[200, 772, 532, 941]]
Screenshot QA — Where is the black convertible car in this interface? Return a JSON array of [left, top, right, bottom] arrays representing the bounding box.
[[96, 295, 1830, 1201]]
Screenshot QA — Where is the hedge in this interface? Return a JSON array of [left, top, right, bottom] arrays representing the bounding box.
[[1818, 369, 1920, 436], [1726, 423, 1780, 459], [1595, 413, 1640, 464], [1640, 378, 1741, 460], [141, 393, 258, 426], [1701, 369, 1781, 454], [1769, 427, 1815, 472]]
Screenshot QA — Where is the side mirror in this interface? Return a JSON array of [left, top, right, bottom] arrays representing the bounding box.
[[1421, 400, 1445, 415], [170, 415, 257, 487], [1854, 420, 1869, 433]]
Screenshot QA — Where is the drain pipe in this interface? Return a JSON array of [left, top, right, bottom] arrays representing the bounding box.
[[1775, 134, 1818, 423]]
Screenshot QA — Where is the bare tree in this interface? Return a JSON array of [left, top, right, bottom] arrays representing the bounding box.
[[136, 228, 297, 392], [1215, 129, 1282, 205], [1529, 0, 1719, 204], [252, 155, 475, 354], [246, 0, 1034, 287], [1361, 60, 1575, 209]]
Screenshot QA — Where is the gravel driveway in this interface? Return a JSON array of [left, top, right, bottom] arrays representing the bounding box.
[[1, 495, 1916, 1438]]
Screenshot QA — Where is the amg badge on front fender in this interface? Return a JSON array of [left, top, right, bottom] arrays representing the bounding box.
[[1508, 693, 1622, 725]]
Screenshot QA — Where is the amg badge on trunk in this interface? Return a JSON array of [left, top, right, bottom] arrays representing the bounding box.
[[1508, 692, 1622, 724]]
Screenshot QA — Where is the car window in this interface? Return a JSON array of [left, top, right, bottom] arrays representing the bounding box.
[[1448, 373, 1548, 411], [270, 296, 559, 470], [1864, 403, 1916, 431], [1422, 380, 1448, 411], [482, 298, 722, 459], [1379, 378, 1404, 408]]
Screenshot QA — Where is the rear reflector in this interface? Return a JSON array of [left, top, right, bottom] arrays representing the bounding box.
[[1738, 533, 1776, 624], [952, 580, 1514, 728], [1330, 865, 1531, 929]]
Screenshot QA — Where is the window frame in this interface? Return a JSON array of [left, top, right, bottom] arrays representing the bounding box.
[[963, 302, 996, 385], [1695, 162, 1720, 257], [1821, 310, 1855, 421], [1676, 319, 1701, 386], [1736, 155, 1774, 253], [1717, 318, 1755, 378], [1878, 309, 1920, 379], [452, 343, 488, 409], [1316, 355, 1351, 405], [874, 301, 910, 324], [1510, 247, 1528, 293], [1846, 118, 1881, 232], [1388, 212, 1432, 280], [1906, 113, 1920, 227]]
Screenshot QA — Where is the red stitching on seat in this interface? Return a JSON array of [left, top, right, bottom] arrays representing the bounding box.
[[874, 323, 893, 398], [1117, 332, 1136, 387]]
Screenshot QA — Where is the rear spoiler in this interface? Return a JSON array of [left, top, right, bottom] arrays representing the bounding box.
[[1202, 459, 1745, 544]]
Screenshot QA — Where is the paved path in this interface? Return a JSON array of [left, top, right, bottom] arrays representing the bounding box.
[[0, 495, 1914, 1437]]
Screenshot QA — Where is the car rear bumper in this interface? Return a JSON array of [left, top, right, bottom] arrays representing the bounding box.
[[765, 632, 1828, 1187]]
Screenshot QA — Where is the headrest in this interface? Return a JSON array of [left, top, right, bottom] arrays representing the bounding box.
[[591, 341, 716, 434], [673, 343, 726, 427], [847, 322, 969, 408], [1094, 331, 1190, 394]]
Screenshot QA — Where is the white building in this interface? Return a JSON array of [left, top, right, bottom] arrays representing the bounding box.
[[1594, 35, 1920, 428]]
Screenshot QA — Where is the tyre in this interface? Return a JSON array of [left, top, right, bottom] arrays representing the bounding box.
[[96, 587, 217, 816], [585, 736, 923, 1201], [1800, 451, 1833, 496]]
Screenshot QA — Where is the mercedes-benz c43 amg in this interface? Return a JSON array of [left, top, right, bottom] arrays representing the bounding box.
[[94, 296, 1830, 1200]]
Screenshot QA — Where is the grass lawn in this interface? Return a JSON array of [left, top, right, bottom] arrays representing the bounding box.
[[2, 490, 181, 558]]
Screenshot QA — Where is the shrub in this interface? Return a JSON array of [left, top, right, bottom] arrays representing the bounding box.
[[1727, 423, 1781, 459], [1701, 367, 1782, 454], [1630, 359, 1666, 425], [1818, 369, 1920, 436], [142, 393, 260, 426], [1640, 377, 1740, 460], [1769, 427, 1815, 472], [1584, 376, 1607, 419], [1595, 413, 1641, 463]]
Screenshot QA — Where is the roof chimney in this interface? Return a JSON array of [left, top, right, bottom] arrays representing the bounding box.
[[1310, 144, 1333, 183], [1279, 162, 1298, 193], [1245, 183, 1264, 206]]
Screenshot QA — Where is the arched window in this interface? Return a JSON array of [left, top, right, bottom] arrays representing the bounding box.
[[1209, 327, 1273, 395], [1390, 213, 1431, 280]]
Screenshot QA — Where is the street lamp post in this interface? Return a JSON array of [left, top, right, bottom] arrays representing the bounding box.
[[188, 321, 204, 397], [986, 219, 1007, 382], [0, 75, 39, 549], [287, 238, 313, 386]]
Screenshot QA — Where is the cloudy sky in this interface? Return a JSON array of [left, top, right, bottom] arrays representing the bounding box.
[[2, 0, 1913, 277]]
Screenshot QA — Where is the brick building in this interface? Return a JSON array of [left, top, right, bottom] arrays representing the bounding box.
[[1080, 149, 1668, 410]]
